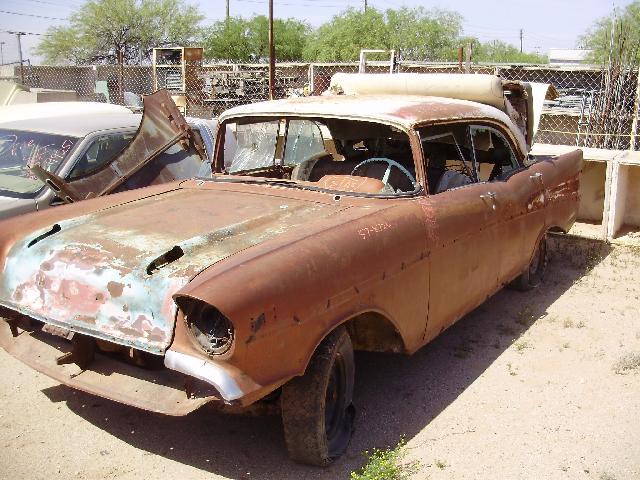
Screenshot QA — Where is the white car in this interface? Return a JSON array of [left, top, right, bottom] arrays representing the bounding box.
[[0, 104, 217, 220], [0, 101, 133, 123]]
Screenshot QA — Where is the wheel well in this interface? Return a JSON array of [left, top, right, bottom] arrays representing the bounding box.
[[344, 311, 406, 354]]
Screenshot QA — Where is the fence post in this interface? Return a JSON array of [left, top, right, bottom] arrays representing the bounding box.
[[629, 66, 640, 151]]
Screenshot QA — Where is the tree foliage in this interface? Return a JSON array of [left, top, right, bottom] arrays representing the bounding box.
[[201, 16, 310, 62], [36, 0, 204, 65], [580, 1, 640, 65], [37, 2, 547, 65], [302, 7, 463, 62], [472, 40, 547, 64], [302, 8, 388, 62]]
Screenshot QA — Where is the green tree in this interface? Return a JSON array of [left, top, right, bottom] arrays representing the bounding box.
[[303, 7, 462, 62], [303, 8, 388, 62], [473, 40, 547, 64], [580, 1, 640, 65], [385, 7, 462, 61], [36, 0, 204, 65], [200, 17, 253, 62], [201, 16, 310, 62]]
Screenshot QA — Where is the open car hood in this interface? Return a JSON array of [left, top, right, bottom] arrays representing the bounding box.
[[31, 89, 206, 203], [0, 187, 348, 354]]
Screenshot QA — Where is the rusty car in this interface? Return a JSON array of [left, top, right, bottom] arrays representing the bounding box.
[[0, 89, 216, 220], [0, 73, 582, 466]]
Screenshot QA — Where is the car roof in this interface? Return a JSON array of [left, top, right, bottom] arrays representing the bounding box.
[[223, 94, 507, 127], [0, 112, 143, 137], [0, 101, 133, 123], [221, 94, 528, 154]]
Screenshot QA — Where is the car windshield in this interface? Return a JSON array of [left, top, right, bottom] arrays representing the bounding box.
[[0, 129, 78, 198], [219, 117, 419, 196]]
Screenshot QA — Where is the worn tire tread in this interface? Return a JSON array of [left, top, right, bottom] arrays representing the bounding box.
[[281, 326, 354, 466]]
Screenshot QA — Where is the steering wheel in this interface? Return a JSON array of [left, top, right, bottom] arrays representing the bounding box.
[[350, 157, 416, 191]]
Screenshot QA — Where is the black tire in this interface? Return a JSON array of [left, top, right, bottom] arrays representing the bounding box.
[[281, 326, 355, 466], [511, 234, 548, 291]]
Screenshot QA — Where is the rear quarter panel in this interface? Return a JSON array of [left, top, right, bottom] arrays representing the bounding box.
[[529, 149, 583, 232]]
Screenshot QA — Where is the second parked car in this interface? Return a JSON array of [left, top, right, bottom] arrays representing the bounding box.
[[0, 93, 217, 220]]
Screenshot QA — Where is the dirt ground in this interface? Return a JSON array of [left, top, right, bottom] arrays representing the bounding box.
[[0, 235, 639, 480]]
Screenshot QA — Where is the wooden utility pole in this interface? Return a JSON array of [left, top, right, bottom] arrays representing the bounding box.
[[520, 29, 523, 53], [226, 0, 230, 20], [465, 42, 472, 73], [16, 32, 24, 84], [364, 0, 367, 11], [268, 0, 275, 100]]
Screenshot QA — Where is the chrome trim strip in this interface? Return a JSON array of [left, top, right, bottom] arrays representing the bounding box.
[[164, 349, 247, 402]]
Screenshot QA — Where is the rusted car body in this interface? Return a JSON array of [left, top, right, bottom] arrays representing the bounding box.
[[0, 89, 214, 219], [0, 74, 582, 465]]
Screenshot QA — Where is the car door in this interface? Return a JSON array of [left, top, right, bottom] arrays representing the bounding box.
[[469, 125, 546, 283], [417, 123, 502, 343]]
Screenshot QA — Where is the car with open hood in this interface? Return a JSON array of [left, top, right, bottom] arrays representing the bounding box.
[[0, 73, 582, 466], [0, 90, 216, 220]]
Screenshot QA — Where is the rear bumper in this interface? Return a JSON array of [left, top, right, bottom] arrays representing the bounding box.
[[0, 318, 221, 416]]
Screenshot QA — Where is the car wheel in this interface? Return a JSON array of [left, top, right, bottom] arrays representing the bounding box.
[[511, 234, 548, 291], [281, 326, 355, 466]]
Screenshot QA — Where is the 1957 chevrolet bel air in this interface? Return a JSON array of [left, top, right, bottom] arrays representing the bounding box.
[[0, 74, 582, 465]]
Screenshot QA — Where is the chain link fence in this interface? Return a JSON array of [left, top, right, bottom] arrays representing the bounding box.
[[3, 59, 640, 150]]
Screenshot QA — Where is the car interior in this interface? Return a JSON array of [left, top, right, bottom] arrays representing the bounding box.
[[68, 132, 134, 180], [418, 123, 520, 194], [220, 118, 520, 196], [222, 118, 418, 195]]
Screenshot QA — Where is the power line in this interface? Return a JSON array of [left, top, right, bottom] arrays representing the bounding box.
[[0, 29, 50, 36], [0, 10, 67, 21], [21, 0, 75, 7]]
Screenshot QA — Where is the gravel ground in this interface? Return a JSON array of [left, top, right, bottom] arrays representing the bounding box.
[[0, 235, 639, 480]]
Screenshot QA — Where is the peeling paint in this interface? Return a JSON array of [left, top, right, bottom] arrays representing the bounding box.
[[0, 188, 347, 353]]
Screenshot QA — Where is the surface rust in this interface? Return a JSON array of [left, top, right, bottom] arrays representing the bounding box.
[[0, 89, 583, 413]]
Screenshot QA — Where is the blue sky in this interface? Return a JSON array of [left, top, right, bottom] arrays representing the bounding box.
[[0, 0, 632, 63]]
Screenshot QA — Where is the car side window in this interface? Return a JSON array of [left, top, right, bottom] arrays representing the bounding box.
[[470, 126, 519, 182], [283, 120, 325, 166], [418, 123, 476, 194], [68, 132, 133, 180]]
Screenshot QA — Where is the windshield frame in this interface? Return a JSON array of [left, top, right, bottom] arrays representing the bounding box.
[[214, 115, 424, 198]]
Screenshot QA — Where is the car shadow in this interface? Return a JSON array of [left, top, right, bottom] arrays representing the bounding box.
[[40, 236, 611, 479]]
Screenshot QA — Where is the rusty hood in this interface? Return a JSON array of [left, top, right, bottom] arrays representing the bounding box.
[[0, 184, 351, 354]]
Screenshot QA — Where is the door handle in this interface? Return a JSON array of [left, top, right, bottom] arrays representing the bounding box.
[[480, 191, 497, 210]]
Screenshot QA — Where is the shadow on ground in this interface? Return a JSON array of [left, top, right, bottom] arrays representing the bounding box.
[[40, 236, 612, 480]]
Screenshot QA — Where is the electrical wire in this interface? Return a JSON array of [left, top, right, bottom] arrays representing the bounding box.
[[0, 10, 67, 21], [20, 0, 75, 7], [0, 29, 49, 36]]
